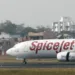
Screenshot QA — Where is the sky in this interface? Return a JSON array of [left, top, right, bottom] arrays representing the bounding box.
[[0, 0, 74, 28]]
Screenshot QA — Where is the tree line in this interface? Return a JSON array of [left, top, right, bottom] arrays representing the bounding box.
[[0, 20, 52, 37]]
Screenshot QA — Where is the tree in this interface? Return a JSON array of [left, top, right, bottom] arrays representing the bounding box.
[[43, 27, 57, 39], [20, 27, 36, 37], [3, 20, 17, 34], [36, 26, 46, 32], [16, 24, 25, 34], [36, 26, 51, 32]]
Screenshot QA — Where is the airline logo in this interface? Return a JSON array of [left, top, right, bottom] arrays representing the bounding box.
[[30, 40, 75, 54]]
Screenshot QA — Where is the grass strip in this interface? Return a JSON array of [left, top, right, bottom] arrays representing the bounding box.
[[0, 68, 75, 75]]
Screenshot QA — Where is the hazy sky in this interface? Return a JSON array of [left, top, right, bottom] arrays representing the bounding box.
[[0, 0, 74, 28]]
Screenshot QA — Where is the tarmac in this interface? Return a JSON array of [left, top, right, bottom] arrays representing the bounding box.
[[0, 62, 75, 68]]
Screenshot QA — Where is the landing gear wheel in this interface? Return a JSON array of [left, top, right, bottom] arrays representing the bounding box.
[[23, 58, 27, 64]]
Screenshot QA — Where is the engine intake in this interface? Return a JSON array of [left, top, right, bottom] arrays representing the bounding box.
[[57, 51, 75, 61]]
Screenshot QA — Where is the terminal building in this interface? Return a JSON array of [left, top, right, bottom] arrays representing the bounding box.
[[52, 17, 75, 32], [52, 17, 75, 38]]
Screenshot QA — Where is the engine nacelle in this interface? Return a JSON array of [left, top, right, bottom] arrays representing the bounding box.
[[57, 51, 75, 61]]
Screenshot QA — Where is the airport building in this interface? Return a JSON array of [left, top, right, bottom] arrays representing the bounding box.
[[52, 17, 75, 33], [52, 17, 75, 38], [28, 32, 44, 40]]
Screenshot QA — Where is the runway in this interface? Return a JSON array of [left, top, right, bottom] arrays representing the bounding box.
[[0, 62, 75, 68]]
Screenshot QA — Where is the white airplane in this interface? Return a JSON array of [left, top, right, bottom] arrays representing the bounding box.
[[6, 39, 75, 64]]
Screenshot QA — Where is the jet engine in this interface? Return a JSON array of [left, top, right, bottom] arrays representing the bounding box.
[[57, 51, 75, 61]]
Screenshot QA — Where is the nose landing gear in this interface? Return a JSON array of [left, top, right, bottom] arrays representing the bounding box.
[[23, 58, 27, 64]]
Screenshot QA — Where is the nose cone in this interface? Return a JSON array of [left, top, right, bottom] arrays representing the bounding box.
[[6, 49, 11, 55]]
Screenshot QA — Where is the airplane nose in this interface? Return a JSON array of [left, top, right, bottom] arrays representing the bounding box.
[[6, 49, 11, 55]]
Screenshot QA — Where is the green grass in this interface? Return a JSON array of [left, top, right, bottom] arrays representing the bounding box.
[[0, 68, 75, 75]]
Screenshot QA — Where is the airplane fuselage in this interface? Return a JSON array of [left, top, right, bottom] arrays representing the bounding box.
[[7, 39, 75, 59]]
